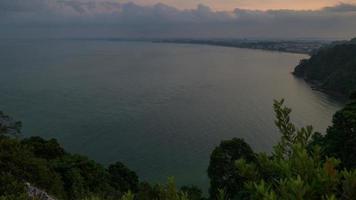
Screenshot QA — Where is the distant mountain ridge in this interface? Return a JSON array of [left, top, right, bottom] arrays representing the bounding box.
[[293, 38, 356, 97]]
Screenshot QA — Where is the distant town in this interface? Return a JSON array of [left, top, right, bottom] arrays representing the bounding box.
[[153, 39, 331, 55]]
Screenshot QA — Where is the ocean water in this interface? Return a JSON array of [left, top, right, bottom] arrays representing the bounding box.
[[0, 39, 343, 191]]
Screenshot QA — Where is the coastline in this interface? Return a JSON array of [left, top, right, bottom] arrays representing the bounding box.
[[152, 39, 323, 55], [292, 72, 349, 101], [54, 38, 323, 55]]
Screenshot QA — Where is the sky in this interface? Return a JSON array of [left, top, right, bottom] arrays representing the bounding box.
[[119, 0, 356, 11], [1, 0, 356, 39]]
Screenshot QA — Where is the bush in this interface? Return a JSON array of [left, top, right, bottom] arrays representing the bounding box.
[[234, 99, 356, 199], [0, 117, 138, 200], [208, 138, 255, 199], [108, 162, 139, 196]]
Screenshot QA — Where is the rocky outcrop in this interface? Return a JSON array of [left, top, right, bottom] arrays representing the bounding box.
[[26, 182, 56, 200]]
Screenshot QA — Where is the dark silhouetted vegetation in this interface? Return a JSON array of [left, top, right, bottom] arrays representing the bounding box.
[[208, 138, 255, 199], [314, 99, 356, 170], [232, 99, 356, 199], [0, 123, 139, 199], [293, 38, 356, 96]]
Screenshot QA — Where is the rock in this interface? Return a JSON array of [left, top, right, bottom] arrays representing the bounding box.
[[26, 182, 56, 200]]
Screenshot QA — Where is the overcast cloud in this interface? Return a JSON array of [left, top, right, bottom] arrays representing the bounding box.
[[0, 0, 356, 39]]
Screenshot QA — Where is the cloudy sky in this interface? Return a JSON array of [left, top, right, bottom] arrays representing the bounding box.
[[1, 0, 356, 39], [120, 0, 356, 10]]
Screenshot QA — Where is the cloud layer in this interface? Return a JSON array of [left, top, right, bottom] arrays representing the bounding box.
[[1, 0, 356, 39]]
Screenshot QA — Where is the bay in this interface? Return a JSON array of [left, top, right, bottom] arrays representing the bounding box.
[[0, 39, 343, 191]]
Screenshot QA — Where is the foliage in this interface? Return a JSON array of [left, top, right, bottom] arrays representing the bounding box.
[[180, 185, 203, 200], [234, 99, 356, 199], [52, 154, 114, 199], [0, 194, 32, 200], [121, 191, 135, 200], [208, 138, 256, 199], [108, 161, 139, 195], [21, 136, 65, 160], [0, 113, 193, 200], [0, 136, 138, 200], [216, 189, 228, 200], [2, 97, 356, 200], [136, 182, 161, 200], [155, 177, 189, 200], [317, 98, 356, 169], [0, 173, 27, 199], [293, 41, 356, 96], [0, 136, 65, 199], [350, 91, 356, 100]]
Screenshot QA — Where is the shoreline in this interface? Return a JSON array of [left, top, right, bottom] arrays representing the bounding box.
[[292, 73, 348, 101], [153, 40, 312, 55], [4, 37, 320, 56]]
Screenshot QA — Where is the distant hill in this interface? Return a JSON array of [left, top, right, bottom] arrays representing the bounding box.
[[293, 38, 356, 97]]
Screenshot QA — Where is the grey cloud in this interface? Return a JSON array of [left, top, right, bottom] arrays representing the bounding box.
[[323, 3, 356, 12], [0, 1, 355, 39], [56, 0, 123, 13], [0, 0, 50, 12]]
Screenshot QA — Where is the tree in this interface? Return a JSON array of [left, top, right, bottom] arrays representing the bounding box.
[[0, 173, 27, 199], [130, 178, 191, 200], [293, 42, 356, 96], [180, 185, 203, 200], [53, 154, 112, 199], [154, 177, 189, 200], [208, 138, 255, 199], [21, 136, 65, 160], [350, 91, 356, 100], [0, 137, 65, 199], [136, 182, 160, 200], [235, 99, 356, 199], [322, 99, 356, 169], [107, 162, 139, 195]]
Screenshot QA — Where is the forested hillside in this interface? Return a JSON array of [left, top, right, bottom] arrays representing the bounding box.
[[293, 38, 356, 96]]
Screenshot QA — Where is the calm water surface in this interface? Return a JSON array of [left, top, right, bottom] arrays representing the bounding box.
[[0, 39, 343, 191]]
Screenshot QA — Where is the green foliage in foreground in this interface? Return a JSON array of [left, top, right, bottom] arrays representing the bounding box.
[[0, 116, 139, 200], [0, 113, 203, 200], [208, 138, 255, 199], [207, 99, 356, 199], [318, 100, 356, 169], [84, 178, 198, 200], [1, 97, 356, 200], [234, 99, 356, 199]]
